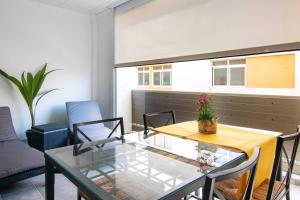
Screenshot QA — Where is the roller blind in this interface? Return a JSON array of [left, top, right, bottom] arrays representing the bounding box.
[[115, 0, 300, 66]]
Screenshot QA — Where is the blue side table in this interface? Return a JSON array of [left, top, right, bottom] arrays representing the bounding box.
[[26, 123, 69, 152]]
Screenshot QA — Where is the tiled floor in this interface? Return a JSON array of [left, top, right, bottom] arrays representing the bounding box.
[[0, 174, 77, 200], [1, 174, 300, 200]]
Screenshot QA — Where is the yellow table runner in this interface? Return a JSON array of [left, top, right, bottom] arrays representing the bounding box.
[[153, 121, 277, 189]]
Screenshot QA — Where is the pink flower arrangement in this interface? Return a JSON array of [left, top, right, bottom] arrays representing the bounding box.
[[196, 93, 211, 107], [196, 93, 216, 121]]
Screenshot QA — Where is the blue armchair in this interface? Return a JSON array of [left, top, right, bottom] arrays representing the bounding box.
[[66, 101, 118, 142]]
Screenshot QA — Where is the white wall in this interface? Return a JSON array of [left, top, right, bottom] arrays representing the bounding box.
[[0, 0, 92, 138], [116, 67, 137, 132], [172, 60, 211, 92]]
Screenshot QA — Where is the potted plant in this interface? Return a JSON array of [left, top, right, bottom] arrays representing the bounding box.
[[0, 63, 59, 127], [196, 93, 217, 134]]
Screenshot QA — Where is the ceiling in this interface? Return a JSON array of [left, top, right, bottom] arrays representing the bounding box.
[[30, 0, 130, 14]]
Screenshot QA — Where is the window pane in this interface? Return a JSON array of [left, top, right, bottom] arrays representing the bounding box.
[[163, 72, 171, 86], [229, 59, 245, 65], [230, 67, 245, 86], [138, 73, 143, 85], [212, 60, 227, 66], [144, 72, 149, 85], [214, 68, 227, 85], [153, 72, 161, 86]]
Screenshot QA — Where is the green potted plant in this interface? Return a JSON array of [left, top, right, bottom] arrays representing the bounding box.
[[0, 63, 59, 127], [196, 93, 217, 134]]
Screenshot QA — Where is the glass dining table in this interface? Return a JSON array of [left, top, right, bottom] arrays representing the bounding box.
[[44, 131, 245, 200]]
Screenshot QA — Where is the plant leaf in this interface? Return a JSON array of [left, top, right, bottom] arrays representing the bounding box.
[[0, 69, 31, 107], [21, 72, 32, 104], [27, 72, 34, 96], [32, 63, 47, 98]]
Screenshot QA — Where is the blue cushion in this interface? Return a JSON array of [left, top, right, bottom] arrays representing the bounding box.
[[66, 101, 104, 132], [66, 101, 114, 141]]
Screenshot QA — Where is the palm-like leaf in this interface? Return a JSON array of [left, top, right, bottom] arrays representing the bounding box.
[[0, 63, 60, 126], [0, 69, 30, 106]]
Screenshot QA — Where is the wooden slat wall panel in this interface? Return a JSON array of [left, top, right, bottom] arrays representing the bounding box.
[[132, 90, 300, 173]]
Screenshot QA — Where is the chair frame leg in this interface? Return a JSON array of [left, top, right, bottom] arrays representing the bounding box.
[[286, 190, 290, 200], [77, 190, 82, 200]]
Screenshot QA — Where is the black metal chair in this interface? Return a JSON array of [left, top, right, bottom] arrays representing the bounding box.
[[252, 126, 300, 200], [143, 110, 176, 136], [73, 117, 125, 146], [202, 147, 261, 200], [73, 117, 125, 200]]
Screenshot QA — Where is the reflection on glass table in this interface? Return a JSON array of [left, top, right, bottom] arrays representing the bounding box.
[[45, 132, 245, 200], [125, 131, 244, 172]]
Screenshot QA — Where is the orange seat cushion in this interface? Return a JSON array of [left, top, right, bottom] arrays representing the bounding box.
[[216, 178, 286, 200]]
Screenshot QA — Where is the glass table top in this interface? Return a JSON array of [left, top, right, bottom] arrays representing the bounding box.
[[45, 131, 244, 200]]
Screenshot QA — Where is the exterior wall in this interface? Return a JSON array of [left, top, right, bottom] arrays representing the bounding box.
[[116, 67, 137, 132], [246, 54, 295, 88], [135, 52, 300, 96], [0, 0, 92, 138], [132, 51, 300, 96], [211, 52, 300, 96], [172, 60, 211, 92]]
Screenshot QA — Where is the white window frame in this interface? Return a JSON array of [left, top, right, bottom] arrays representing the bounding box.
[[152, 65, 172, 87], [137, 67, 150, 86], [212, 59, 246, 87]]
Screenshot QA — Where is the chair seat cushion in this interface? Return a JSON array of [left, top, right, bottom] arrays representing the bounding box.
[[0, 140, 44, 179], [253, 179, 286, 200], [215, 177, 240, 200], [78, 126, 114, 142], [216, 178, 286, 200]]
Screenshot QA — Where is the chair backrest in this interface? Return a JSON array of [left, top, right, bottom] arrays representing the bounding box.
[[203, 147, 261, 200], [266, 126, 300, 200], [66, 101, 103, 132], [0, 106, 17, 141], [143, 110, 176, 134], [73, 117, 125, 147]]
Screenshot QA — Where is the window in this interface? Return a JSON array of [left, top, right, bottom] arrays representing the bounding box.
[[152, 65, 172, 86], [212, 59, 245, 86], [137, 67, 149, 86], [137, 64, 172, 88]]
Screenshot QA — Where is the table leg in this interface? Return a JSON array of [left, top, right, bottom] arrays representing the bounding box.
[[45, 160, 55, 200]]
